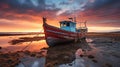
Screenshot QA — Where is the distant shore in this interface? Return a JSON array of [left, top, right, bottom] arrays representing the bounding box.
[[87, 32, 120, 37], [0, 32, 44, 36]]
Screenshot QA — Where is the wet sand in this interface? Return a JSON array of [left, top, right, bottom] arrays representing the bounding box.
[[45, 38, 92, 66], [0, 49, 47, 67], [46, 33, 120, 67]]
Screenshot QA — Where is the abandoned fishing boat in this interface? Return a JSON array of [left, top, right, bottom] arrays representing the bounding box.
[[43, 17, 87, 46]]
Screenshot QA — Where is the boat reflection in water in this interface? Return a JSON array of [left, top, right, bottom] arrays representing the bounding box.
[[45, 38, 92, 67]]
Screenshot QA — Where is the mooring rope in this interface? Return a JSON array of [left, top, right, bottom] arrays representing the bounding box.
[[21, 29, 43, 51], [21, 41, 33, 51]]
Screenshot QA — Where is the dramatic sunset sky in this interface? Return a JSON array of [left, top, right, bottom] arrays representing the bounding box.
[[0, 0, 120, 32]]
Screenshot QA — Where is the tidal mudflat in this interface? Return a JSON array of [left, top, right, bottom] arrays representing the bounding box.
[[0, 32, 120, 67]]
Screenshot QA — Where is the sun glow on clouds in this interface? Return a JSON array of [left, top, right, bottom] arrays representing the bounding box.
[[0, 19, 42, 32], [0, 0, 120, 32]]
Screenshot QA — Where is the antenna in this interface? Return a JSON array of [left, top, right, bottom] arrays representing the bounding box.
[[73, 4, 77, 22], [74, 17, 76, 22]]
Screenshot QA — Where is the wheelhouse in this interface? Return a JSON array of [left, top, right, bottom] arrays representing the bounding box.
[[60, 21, 76, 32]]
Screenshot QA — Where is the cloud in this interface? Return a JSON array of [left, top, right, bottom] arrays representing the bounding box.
[[55, 0, 89, 16], [30, 0, 39, 7], [59, 1, 70, 5], [0, 0, 120, 32], [79, 0, 120, 20], [0, 0, 46, 14], [85, 0, 120, 10], [0, 0, 61, 21]]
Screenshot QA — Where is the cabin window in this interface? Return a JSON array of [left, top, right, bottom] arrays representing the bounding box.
[[63, 23, 66, 26], [60, 23, 64, 27], [66, 23, 70, 26]]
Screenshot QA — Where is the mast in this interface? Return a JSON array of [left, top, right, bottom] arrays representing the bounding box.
[[73, 3, 77, 23], [84, 20, 87, 28]]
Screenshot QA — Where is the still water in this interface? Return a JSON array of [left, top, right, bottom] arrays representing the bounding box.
[[0, 35, 48, 52], [0, 35, 48, 67]]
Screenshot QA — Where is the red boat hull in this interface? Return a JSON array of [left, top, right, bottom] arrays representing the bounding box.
[[43, 23, 86, 46]]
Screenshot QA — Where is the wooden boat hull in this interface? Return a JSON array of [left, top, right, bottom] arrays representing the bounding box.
[[43, 22, 86, 47], [46, 37, 74, 46]]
